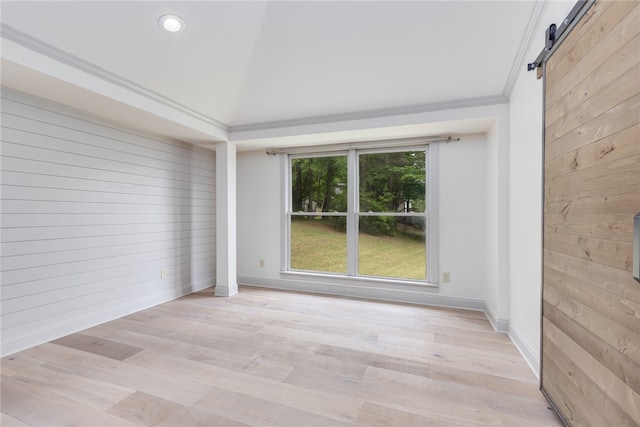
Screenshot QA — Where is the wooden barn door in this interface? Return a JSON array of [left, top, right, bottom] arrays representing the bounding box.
[[541, 0, 640, 426]]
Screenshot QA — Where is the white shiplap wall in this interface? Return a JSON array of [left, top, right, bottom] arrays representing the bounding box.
[[0, 88, 216, 356]]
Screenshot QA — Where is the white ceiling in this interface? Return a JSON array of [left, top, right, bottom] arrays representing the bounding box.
[[0, 1, 548, 149]]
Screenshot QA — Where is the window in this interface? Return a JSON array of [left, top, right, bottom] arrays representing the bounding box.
[[358, 150, 426, 280], [286, 145, 432, 283], [290, 155, 348, 274]]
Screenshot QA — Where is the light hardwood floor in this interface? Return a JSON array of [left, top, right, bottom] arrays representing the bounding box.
[[1, 286, 563, 426]]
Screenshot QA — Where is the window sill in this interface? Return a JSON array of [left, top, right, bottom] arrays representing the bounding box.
[[280, 270, 439, 291]]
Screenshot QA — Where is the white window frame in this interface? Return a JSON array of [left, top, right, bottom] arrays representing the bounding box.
[[281, 142, 439, 287], [287, 151, 349, 275]]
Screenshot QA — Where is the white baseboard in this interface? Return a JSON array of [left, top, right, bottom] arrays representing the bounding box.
[[484, 303, 539, 378], [0, 282, 213, 357], [509, 323, 540, 379], [484, 303, 509, 333], [214, 285, 239, 297], [237, 276, 485, 311]]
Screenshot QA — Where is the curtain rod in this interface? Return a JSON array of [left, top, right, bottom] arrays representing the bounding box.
[[266, 136, 460, 155]]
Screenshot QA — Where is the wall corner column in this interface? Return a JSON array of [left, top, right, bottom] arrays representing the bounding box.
[[215, 141, 238, 297], [497, 107, 511, 326], [485, 106, 511, 333]]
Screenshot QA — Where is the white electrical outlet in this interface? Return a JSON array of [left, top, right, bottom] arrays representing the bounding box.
[[443, 272, 451, 283], [259, 259, 265, 268], [161, 268, 168, 279]]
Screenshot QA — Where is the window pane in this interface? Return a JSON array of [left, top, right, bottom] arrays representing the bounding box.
[[290, 216, 347, 274], [359, 151, 426, 213], [358, 216, 426, 280], [291, 156, 347, 213]]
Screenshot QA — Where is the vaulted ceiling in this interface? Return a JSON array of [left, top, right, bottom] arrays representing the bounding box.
[[1, 1, 550, 149]]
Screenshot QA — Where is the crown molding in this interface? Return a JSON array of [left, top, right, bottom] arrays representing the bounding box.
[[1, 23, 516, 141], [502, 0, 548, 99], [229, 95, 507, 135], [1, 23, 229, 132]]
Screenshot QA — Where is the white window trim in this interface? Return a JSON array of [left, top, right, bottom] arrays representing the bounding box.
[[428, 142, 440, 285], [280, 142, 440, 288]]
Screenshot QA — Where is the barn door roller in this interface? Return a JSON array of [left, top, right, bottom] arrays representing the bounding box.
[[527, 0, 595, 77]]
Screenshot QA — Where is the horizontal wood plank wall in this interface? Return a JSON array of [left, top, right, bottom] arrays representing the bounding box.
[[0, 88, 216, 356], [542, 1, 640, 426]]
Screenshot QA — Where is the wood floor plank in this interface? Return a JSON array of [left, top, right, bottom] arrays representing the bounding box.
[[1, 355, 135, 411], [356, 402, 461, 427], [194, 386, 356, 427], [0, 351, 44, 376], [120, 316, 262, 357], [427, 364, 541, 399], [93, 328, 295, 382], [107, 391, 250, 427], [363, 366, 559, 426], [261, 323, 532, 382], [1, 286, 561, 426], [21, 343, 213, 407], [52, 333, 143, 361], [0, 375, 138, 427], [432, 330, 519, 354], [314, 342, 432, 378], [124, 348, 364, 425], [126, 308, 296, 353], [430, 315, 495, 332], [107, 391, 192, 426], [0, 412, 31, 427], [284, 364, 556, 427]]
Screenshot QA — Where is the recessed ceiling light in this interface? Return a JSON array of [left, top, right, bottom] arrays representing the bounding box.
[[159, 14, 185, 33]]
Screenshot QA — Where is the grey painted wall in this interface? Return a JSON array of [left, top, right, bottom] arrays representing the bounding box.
[[0, 88, 216, 356]]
